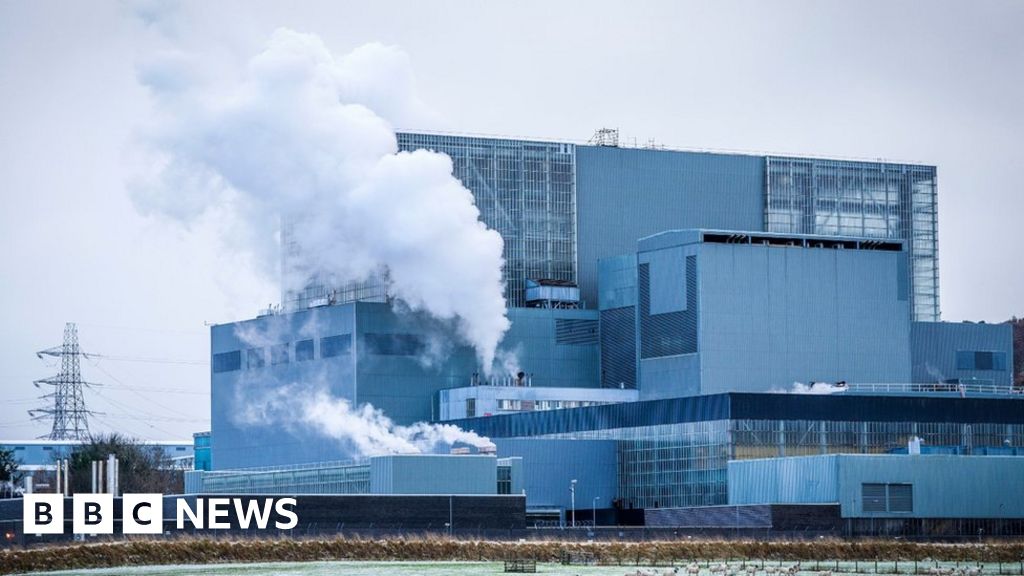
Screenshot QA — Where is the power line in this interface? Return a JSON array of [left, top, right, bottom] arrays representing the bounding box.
[[85, 353, 209, 366]]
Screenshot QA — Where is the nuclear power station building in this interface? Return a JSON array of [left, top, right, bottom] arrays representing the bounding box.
[[199, 131, 1021, 537]]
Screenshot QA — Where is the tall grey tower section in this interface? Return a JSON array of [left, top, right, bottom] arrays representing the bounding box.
[[31, 322, 92, 440]]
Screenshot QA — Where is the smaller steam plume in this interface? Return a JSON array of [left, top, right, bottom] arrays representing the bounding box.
[[776, 381, 848, 395], [231, 316, 494, 458], [235, 381, 494, 458]]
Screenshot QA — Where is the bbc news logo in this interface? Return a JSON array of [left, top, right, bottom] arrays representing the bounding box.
[[23, 494, 299, 534]]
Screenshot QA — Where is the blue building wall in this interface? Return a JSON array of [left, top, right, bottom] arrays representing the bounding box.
[[618, 230, 912, 398], [211, 303, 600, 469], [911, 322, 1013, 386], [696, 239, 911, 395], [576, 146, 765, 309], [729, 454, 1024, 518], [193, 432, 211, 471], [0, 440, 192, 470], [369, 455, 497, 495], [493, 438, 617, 511]]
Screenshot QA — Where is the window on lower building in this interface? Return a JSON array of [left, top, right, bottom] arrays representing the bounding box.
[[364, 333, 425, 356], [295, 339, 314, 361], [270, 343, 289, 365], [212, 351, 241, 373], [862, 482, 913, 513], [498, 399, 522, 411], [497, 466, 512, 495], [321, 334, 352, 358], [956, 350, 1007, 371], [246, 348, 265, 369], [887, 483, 913, 512]]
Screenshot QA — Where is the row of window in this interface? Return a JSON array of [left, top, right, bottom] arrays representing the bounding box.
[[956, 350, 1008, 372], [862, 482, 913, 513], [494, 399, 613, 412], [212, 333, 425, 373]]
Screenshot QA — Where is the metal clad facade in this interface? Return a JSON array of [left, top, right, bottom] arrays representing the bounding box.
[[451, 393, 1024, 440], [494, 438, 618, 509], [370, 455, 497, 495], [728, 454, 1024, 519], [576, 146, 765, 308], [729, 455, 841, 505], [211, 304, 600, 468], [698, 241, 912, 394], [765, 157, 939, 321], [910, 321, 1014, 386]]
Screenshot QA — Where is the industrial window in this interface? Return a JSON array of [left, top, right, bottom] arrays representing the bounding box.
[[466, 398, 476, 418], [888, 484, 913, 512], [295, 339, 314, 361], [175, 447, 186, 451], [498, 399, 522, 411], [321, 334, 352, 358], [246, 348, 265, 369], [862, 483, 913, 513], [555, 319, 598, 345], [364, 333, 424, 356], [956, 351, 1007, 371], [212, 351, 241, 373], [497, 466, 512, 495], [270, 343, 289, 365]]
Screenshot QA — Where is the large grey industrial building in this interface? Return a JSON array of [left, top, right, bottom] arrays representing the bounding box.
[[196, 131, 1019, 537]]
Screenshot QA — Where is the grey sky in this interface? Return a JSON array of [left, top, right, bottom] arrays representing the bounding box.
[[1, 1, 1021, 440]]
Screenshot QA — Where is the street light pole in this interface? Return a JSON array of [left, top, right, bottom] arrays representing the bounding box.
[[570, 479, 577, 528], [593, 496, 600, 527]]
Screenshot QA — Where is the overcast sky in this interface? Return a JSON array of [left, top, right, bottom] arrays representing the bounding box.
[[1, 1, 1021, 441]]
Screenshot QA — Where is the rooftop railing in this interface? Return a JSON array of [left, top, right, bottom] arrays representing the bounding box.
[[842, 382, 1019, 397]]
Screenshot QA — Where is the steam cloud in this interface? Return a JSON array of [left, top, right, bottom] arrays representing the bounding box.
[[235, 380, 495, 457], [133, 29, 509, 369], [230, 310, 494, 458]]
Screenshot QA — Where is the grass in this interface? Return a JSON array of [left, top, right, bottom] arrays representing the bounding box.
[[3, 537, 1024, 575]]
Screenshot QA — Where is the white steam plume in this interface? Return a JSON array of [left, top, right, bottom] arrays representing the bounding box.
[[230, 313, 494, 458], [234, 380, 495, 457], [133, 29, 509, 369]]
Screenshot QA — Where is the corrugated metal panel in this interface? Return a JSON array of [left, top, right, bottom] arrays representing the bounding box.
[[729, 454, 1024, 519], [371, 455, 497, 495], [576, 145, 765, 308], [493, 439, 617, 508], [597, 254, 638, 310], [729, 393, 1024, 424], [646, 504, 772, 528], [729, 455, 840, 505], [910, 322, 1013, 386], [448, 393, 1024, 440], [448, 394, 733, 438], [765, 157, 939, 322], [555, 318, 598, 345], [645, 248, 687, 314], [638, 256, 697, 359], [600, 306, 637, 389]]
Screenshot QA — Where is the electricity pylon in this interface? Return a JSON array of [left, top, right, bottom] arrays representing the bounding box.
[[30, 323, 94, 440]]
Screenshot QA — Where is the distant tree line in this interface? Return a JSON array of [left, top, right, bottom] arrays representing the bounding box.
[[65, 433, 183, 495], [0, 433, 183, 497], [1009, 316, 1024, 388]]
